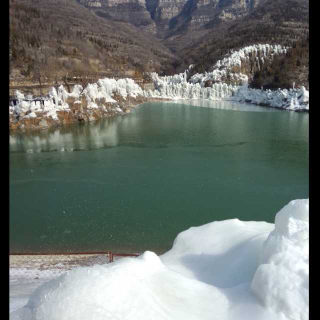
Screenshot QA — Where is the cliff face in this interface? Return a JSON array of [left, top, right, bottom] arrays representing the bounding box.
[[10, 0, 309, 89], [77, 0, 157, 33], [76, 0, 261, 38], [173, 0, 309, 83], [166, 0, 260, 34]]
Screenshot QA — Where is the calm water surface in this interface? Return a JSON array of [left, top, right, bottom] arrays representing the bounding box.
[[10, 101, 309, 253]]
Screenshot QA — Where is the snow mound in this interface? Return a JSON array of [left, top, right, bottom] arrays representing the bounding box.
[[251, 199, 309, 320], [11, 251, 228, 320], [161, 219, 274, 288], [11, 200, 308, 320]]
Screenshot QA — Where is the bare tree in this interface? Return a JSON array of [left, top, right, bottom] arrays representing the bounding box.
[[32, 68, 43, 97], [62, 73, 71, 93]]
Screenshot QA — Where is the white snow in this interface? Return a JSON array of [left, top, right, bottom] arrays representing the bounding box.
[[10, 199, 309, 320], [10, 44, 309, 122], [145, 74, 308, 111], [10, 78, 144, 123], [145, 72, 237, 101], [9, 44, 309, 126], [231, 84, 309, 111], [144, 44, 308, 111], [190, 44, 288, 86], [251, 200, 309, 320]]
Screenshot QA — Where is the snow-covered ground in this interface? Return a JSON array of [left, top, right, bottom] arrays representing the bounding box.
[[10, 199, 308, 320]]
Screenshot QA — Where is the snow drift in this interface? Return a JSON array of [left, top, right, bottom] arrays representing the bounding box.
[[11, 199, 309, 320], [251, 199, 309, 320]]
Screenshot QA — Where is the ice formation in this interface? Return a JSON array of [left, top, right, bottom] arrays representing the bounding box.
[[9, 78, 144, 122], [9, 44, 308, 124], [142, 44, 308, 111], [190, 44, 288, 86], [144, 73, 308, 111], [11, 199, 309, 320], [231, 84, 309, 111], [145, 72, 237, 101]]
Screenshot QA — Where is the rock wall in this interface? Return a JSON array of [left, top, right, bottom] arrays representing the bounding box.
[[77, 0, 157, 33], [76, 0, 261, 37]]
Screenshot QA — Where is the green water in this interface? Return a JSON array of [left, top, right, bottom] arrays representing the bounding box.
[[9, 101, 309, 254]]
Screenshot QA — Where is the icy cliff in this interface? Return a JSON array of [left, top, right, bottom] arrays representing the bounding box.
[[190, 44, 289, 86]]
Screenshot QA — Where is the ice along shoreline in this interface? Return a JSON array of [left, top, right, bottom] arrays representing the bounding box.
[[9, 78, 309, 132], [9, 44, 309, 132]]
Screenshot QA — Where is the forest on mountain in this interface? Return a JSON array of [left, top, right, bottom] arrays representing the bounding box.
[[9, 0, 309, 89], [9, 0, 173, 85]]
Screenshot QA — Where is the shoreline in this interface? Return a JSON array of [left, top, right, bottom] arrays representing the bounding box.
[[9, 95, 309, 134], [9, 93, 309, 134], [9, 75, 309, 133], [9, 94, 170, 133]]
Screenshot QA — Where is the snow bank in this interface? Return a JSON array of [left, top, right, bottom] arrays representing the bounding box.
[[11, 199, 308, 320], [251, 200, 309, 320], [161, 219, 274, 288], [11, 252, 230, 320]]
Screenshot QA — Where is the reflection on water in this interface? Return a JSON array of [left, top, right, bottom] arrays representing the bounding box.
[[10, 101, 308, 154], [170, 100, 282, 112], [10, 118, 119, 153]]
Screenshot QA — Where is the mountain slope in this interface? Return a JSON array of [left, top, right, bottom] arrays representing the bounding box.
[[161, 0, 309, 89], [9, 0, 309, 89], [9, 0, 174, 84]]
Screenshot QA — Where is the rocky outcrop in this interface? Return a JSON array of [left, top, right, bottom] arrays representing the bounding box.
[[9, 95, 153, 131], [77, 0, 262, 38], [77, 0, 157, 34]]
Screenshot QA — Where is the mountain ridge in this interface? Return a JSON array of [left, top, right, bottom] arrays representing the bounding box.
[[10, 0, 309, 89]]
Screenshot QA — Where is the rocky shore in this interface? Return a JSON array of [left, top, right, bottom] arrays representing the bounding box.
[[9, 78, 166, 132], [9, 95, 152, 131]]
